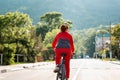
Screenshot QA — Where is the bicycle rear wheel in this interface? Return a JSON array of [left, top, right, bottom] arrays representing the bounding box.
[[56, 65, 66, 80], [61, 64, 66, 80]]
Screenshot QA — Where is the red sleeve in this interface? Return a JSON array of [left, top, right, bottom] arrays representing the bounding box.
[[70, 35, 75, 54]]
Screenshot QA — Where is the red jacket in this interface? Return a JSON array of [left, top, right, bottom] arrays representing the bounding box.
[[52, 31, 74, 54]]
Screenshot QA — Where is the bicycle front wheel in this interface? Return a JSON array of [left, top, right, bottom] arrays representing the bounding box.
[[56, 72, 59, 80]]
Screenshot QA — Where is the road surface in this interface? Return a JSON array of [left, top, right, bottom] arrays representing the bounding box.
[[0, 59, 120, 80]]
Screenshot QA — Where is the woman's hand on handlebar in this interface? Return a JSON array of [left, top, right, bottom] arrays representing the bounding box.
[[71, 52, 75, 59]]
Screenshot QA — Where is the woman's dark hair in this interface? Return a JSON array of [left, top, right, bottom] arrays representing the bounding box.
[[60, 25, 68, 32]]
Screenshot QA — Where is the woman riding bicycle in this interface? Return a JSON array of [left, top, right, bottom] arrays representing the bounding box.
[[52, 24, 75, 80]]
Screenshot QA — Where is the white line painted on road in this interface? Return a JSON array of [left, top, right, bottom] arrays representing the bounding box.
[[72, 61, 83, 80], [72, 66, 81, 80]]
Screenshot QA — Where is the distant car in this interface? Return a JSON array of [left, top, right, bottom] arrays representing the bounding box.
[[85, 55, 89, 58]]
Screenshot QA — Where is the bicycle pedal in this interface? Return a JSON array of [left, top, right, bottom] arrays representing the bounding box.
[[58, 75, 62, 78]]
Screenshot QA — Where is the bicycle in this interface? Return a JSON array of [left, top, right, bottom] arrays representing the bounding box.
[[56, 53, 67, 80]]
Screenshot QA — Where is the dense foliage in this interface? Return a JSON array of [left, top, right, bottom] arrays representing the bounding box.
[[0, 12, 42, 64], [0, 10, 120, 65], [0, 11, 73, 64], [111, 24, 120, 59]]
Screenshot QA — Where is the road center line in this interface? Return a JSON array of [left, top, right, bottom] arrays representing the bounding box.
[[72, 61, 83, 80]]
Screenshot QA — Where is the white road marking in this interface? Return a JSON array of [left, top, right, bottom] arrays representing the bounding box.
[[72, 60, 83, 80]]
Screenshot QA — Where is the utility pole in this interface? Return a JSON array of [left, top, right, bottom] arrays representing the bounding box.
[[109, 22, 112, 61], [102, 32, 104, 60], [95, 36, 98, 59]]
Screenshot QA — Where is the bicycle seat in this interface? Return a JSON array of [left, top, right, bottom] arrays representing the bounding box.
[[61, 53, 67, 57]]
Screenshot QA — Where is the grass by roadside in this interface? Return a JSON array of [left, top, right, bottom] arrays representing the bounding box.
[[102, 58, 118, 61]]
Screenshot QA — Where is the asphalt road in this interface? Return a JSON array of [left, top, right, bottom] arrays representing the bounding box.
[[0, 59, 120, 80]]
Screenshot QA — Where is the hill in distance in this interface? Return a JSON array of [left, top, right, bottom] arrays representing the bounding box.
[[0, 0, 120, 30]]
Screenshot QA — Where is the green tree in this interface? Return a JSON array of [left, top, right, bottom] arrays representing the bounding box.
[[111, 24, 120, 59], [0, 11, 33, 45], [82, 28, 96, 57], [43, 29, 59, 47], [42, 29, 59, 60], [40, 12, 63, 31], [95, 29, 109, 57], [36, 22, 48, 41], [36, 12, 72, 41], [0, 12, 32, 29], [0, 12, 36, 64], [72, 34, 83, 58]]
